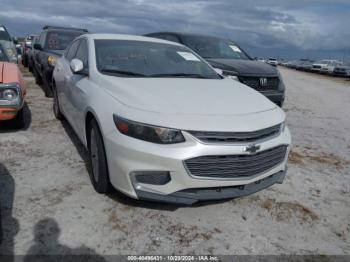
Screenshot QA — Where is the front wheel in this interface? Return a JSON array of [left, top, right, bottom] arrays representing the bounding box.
[[33, 66, 43, 85], [52, 85, 64, 120], [88, 119, 112, 194], [11, 108, 25, 129]]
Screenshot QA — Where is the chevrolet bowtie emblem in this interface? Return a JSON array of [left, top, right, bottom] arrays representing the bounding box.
[[245, 144, 261, 154]]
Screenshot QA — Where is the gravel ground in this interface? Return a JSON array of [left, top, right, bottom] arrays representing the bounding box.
[[0, 66, 349, 256]]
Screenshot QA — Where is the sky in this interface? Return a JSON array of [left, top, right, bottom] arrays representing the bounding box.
[[1, 0, 349, 60]]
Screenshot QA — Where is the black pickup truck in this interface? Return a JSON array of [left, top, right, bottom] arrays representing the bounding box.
[[33, 25, 88, 97]]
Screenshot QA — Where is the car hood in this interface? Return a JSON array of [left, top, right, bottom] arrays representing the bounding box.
[[206, 59, 278, 76], [100, 76, 277, 116]]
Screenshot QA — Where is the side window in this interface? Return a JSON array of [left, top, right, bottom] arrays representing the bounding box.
[[65, 40, 81, 61], [38, 33, 45, 47], [74, 39, 88, 70]]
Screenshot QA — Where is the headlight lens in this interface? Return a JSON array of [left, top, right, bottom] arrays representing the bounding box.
[[0, 83, 21, 106], [221, 69, 239, 80], [48, 56, 57, 67], [113, 115, 185, 144]]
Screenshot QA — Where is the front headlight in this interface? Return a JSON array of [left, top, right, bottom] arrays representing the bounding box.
[[113, 115, 185, 144], [48, 56, 57, 67], [0, 83, 21, 106], [221, 69, 239, 80]]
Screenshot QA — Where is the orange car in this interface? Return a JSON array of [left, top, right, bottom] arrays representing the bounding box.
[[0, 44, 26, 128]]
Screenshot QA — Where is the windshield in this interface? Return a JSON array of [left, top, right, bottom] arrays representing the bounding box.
[[95, 40, 221, 79], [181, 35, 250, 60], [46, 31, 83, 50], [0, 27, 11, 41], [0, 45, 8, 61]]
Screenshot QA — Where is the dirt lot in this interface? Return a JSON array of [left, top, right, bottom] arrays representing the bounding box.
[[0, 66, 349, 256]]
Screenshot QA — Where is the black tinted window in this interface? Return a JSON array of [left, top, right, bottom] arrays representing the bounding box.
[[45, 31, 83, 50], [0, 45, 8, 61], [182, 35, 250, 60], [163, 34, 181, 43], [65, 40, 80, 61], [75, 39, 88, 68]]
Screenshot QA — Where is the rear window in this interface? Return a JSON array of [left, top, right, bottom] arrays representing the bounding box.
[[0, 26, 11, 41], [45, 31, 84, 50]]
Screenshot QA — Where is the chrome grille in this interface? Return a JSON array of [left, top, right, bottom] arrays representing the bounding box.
[[188, 124, 281, 144], [184, 145, 288, 179], [238, 76, 279, 90]]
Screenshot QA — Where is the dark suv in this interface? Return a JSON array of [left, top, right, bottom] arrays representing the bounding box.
[[33, 26, 88, 97], [145, 32, 285, 106]]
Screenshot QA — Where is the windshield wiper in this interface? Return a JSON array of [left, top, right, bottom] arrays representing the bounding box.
[[149, 73, 210, 79], [100, 68, 148, 77]]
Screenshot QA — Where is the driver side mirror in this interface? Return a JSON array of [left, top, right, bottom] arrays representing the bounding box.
[[12, 37, 18, 44], [33, 43, 42, 50], [70, 59, 84, 74]]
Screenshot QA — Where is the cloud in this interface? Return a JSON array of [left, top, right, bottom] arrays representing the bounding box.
[[1, 0, 349, 58]]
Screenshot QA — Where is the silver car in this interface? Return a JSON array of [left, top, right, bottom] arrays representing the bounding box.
[[53, 34, 291, 204]]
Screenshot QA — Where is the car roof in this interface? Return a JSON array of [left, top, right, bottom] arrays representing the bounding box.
[[146, 31, 226, 39], [43, 25, 88, 32], [84, 33, 184, 47]]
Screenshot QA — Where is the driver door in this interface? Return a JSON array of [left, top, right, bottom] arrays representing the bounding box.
[[65, 39, 90, 139]]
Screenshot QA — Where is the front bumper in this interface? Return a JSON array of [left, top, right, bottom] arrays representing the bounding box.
[[135, 170, 287, 204], [0, 107, 19, 120], [104, 126, 291, 204]]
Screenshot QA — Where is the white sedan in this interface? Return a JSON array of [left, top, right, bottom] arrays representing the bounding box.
[[53, 34, 291, 204]]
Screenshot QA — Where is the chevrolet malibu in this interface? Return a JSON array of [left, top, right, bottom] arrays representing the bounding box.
[[53, 34, 291, 204]]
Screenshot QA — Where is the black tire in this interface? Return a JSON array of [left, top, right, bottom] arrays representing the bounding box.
[[28, 61, 33, 72], [11, 108, 25, 129], [88, 119, 112, 194], [42, 73, 53, 98], [52, 85, 64, 120], [34, 67, 42, 85], [23, 57, 28, 67]]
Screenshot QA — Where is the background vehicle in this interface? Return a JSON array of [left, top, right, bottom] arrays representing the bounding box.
[[297, 60, 314, 72], [311, 59, 338, 73], [0, 25, 18, 63], [22, 35, 37, 67], [145, 32, 286, 106], [319, 60, 343, 75], [28, 36, 39, 72], [0, 43, 26, 128], [33, 25, 88, 97], [53, 34, 291, 204], [333, 62, 350, 77], [267, 58, 278, 66]]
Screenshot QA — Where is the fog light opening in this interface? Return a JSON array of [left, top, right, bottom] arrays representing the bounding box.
[[131, 171, 171, 186]]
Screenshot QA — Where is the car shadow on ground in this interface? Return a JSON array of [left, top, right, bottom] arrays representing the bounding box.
[[22, 218, 106, 262], [0, 163, 19, 262], [0, 103, 32, 133], [59, 119, 231, 211]]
